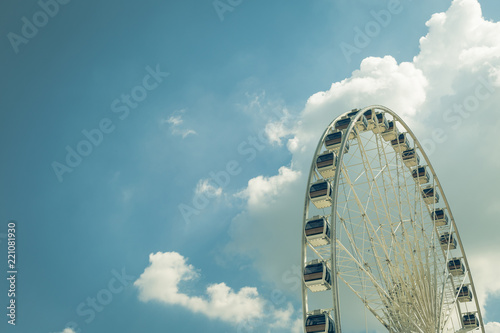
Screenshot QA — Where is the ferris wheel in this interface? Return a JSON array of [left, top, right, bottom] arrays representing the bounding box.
[[301, 105, 485, 333]]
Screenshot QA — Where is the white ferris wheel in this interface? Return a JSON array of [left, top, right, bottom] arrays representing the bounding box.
[[301, 105, 484, 333]]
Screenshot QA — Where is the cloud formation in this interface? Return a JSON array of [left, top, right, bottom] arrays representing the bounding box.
[[162, 109, 197, 138], [134, 252, 300, 330], [485, 322, 500, 333], [195, 179, 223, 198]]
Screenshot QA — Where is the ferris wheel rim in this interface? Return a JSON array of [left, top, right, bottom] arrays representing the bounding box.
[[301, 105, 485, 333]]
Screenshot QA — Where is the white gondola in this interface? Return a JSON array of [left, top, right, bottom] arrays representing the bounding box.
[[304, 260, 332, 292], [439, 233, 457, 250], [305, 216, 331, 247], [421, 185, 439, 204], [412, 166, 430, 184], [364, 109, 375, 130], [372, 112, 389, 134], [316, 152, 336, 178], [354, 114, 369, 132], [402, 149, 420, 167], [335, 113, 368, 133], [462, 313, 479, 329], [391, 133, 410, 153], [324, 131, 350, 153], [456, 286, 473, 303], [448, 258, 465, 276], [309, 181, 333, 209], [305, 310, 335, 333], [432, 208, 449, 226], [457, 286, 473, 303], [381, 120, 398, 141]]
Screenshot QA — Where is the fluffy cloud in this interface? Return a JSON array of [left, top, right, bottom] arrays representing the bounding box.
[[227, 0, 500, 330], [468, 251, 500, 317], [134, 252, 300, 330], [236, 166, 301, 209], [485, 322, 500, 333]]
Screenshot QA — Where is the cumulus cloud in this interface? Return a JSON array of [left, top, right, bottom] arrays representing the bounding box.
[[468, 251, 500, 317], [134, 252, 300, 330], [226, 0, 500, 330], [161, 109, 197, 138], [265, 108, 295, 146], [236, 166, 301, 209], [486, 322, 500, 333]]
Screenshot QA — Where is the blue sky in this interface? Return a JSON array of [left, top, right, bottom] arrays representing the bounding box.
[[1, 0, 500, 332]]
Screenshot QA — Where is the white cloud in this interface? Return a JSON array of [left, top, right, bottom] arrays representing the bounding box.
[[161, 109, 197, 138], [226, 0, 500, 330], [486, 322, 500, 333], [134, 252, 300, 330], [62, 329, 76, 333], [52, 329, 76, 333], [268, 302, 295, 329], [236, 166, 301, 210], [468, 251, 500, 317], [167, 114, 183, 126], [195, 179, 223, 198], [265, 108, 294, 146]]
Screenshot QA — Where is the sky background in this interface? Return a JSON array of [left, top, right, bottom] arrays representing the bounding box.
[[1, 0, 500, 332]]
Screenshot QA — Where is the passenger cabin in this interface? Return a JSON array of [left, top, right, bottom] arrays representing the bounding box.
[[304, 260, 332, 292], [364, 109, 375, 130], [373, 112, 390, 134], [391, 133, 410, 153], [402, 149, 420, 167], [381, 120, 398, 141], [305, 216, 331, 247], [412, 166, 430, 184], [354, 114, 369, 132], [456, 286, 473, 302], [335, 114, 368, 133], [432, 209, 449, 226], [462, 313, 479, 329], [347, 109, 359, 118], [439, 233, 457, 250], [305, 311, 335, 333], [421, 185, 439, 204], [448, 258, 465, 276], [324, 131, 349, 153], [309, 181, 333, 209], [316, 152, 337, 178], [334, 117, 351, 131]]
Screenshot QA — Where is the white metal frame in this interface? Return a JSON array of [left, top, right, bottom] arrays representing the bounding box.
[[301, 105, 484, 333]]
